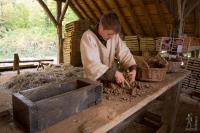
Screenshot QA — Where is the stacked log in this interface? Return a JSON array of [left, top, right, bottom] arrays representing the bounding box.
[[139, 37, 155, 52], [155, 37, 162, 51], [124, 36, 140, 51], [63, 20, 91, 66]]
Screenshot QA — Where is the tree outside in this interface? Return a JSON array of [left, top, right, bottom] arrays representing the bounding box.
[[0, 0, 78, 61]]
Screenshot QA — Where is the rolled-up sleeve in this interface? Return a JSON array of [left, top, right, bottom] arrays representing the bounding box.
[[115, 34, 136, 68], [80, 31, 109, 81]]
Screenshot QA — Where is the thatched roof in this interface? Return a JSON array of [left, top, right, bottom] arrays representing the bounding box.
[[60, 0, 200, 37]]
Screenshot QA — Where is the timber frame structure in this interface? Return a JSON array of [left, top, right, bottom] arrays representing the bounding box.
[[36, 0, 200, 63]]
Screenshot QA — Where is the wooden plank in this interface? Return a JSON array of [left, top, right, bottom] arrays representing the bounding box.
[[0, 64, 37, 72], [115, 0, 134, 34], [138, 0, 157, 37], [69, 0, 85, 19], [72, 0, 95, 23], [106, 0, 133, 35], [81, 0, 99, 22], [155, 0, 168, 36], [69, 1, 84, 19], [126, 0, 144, 35], [90, 0, 103, 17], [99, 0, 126, 35]]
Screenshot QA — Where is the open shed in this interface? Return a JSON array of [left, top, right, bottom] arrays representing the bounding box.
[[0, 1, 200, 133]]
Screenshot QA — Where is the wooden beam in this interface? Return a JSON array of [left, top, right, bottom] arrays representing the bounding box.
[[107, 0, 133, 35], [73, 0, 95, 23], [138, 0, 157, 37], [155, 0, 168, 36], [176, 0, 187, 37], [70, 0, 85, 19], [56, 0, 63, 63], [115, 0, 134, 35], [69, 2, 83, 19], [177, 0, 184, 37], [93, 0, 103, 16], [81, 0, 99, 22], [163, 0, 178, 18], [56, 0, 62, 21], [36, 0, 57, 27], [126, 0, 144, 35], [184, 0, 200, 18], [59, 0, 70, 24]]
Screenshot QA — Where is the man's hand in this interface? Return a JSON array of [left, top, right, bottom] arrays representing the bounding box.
[[115, 71, 125, 87], [115, 71, 130, 87], [128, 70, 136, 84]]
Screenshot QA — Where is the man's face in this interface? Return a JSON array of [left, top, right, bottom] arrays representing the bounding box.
[[99, 24, 115, 41]]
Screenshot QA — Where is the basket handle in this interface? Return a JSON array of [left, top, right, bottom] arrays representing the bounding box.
[[157, 54, 168, 66], [142, 58, 150, 69]]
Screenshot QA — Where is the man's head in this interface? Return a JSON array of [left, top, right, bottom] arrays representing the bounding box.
[[98, 11, 121, 41]]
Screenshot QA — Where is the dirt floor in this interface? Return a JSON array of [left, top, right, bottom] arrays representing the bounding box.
[[0, 68, 199, 133]]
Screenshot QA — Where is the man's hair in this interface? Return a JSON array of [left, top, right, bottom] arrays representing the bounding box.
[[100, 11, 121, 33]]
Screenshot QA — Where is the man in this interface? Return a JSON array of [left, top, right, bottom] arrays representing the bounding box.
[[80, 11, 137, 86]]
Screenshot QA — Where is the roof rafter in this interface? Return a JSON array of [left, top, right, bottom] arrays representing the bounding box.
[[108, 0, 133, 35], [155, 0, 168, 36], [115, 0, 134, 35], [81, 0, 99, 22], [138, 0, 157, 37], [72, 0, 95, 23], [102, 0, 126, 35], [126, 0, 144, 35], [184, 0, 200, 18], [69, 1, 84, 19], [92, 0, 103, 17]]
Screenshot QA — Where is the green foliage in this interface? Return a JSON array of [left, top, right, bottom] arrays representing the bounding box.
[[0, 0, 78, 60]]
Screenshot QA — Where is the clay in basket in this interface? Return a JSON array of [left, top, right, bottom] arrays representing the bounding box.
[[134, 55, 168, 82]]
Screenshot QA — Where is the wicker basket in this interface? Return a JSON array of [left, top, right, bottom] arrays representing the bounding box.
[[167, 61, 182, 73], [135, 55, 168, 82]]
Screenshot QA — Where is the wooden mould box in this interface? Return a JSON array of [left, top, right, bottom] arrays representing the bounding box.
[[12, 78, 102, 133]]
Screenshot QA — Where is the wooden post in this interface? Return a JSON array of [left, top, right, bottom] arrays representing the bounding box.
[[161, 82, 182, 133], [177, 0, 187, 37], [37, 0, 70, 64], [13, 53, 20, 75], [56, 0, 63, 64], [195, 50, 199, 58], [191, 51, 195, 58]]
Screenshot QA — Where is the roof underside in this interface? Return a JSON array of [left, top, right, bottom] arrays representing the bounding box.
[[62, 0, 200, 37]]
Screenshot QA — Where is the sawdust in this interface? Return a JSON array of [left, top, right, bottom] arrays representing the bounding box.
[[1, 64, 83, 93]]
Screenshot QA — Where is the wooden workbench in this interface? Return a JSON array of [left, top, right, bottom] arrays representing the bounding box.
[[0, 69, 190, 133]]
